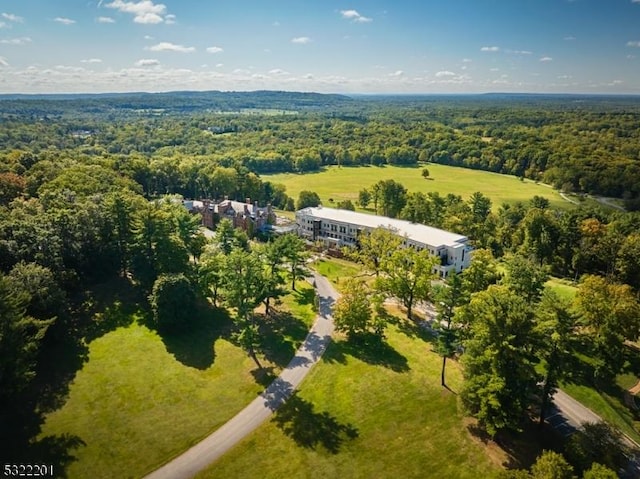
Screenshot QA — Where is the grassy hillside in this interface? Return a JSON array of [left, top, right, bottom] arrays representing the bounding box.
[[39, 283, 317, 479], [264, 164, 573, 211], [198, 322, 502, 479]]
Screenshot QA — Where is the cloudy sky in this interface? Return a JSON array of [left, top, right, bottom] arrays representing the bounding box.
[[1, 0, 640, 94]]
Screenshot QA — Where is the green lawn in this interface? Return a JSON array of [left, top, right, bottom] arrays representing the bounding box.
[[311, 257, 366, 290], [197, 323, 502, 479], [39, 285, 317, 479], [544, 277, 578, 302], [264, 164, 574, 211]]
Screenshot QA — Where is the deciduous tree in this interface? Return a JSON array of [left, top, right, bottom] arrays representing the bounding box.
[[461, 285, 540, 436]]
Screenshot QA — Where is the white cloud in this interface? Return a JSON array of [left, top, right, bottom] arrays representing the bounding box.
[[215, 63, 224, 68], [633, 0, 640, 3], [557, 75, 572, 79], [435, 70, 456, 77], [135, 58, 160, 66], [2, 13, 23, 23], [81, 58, 103, 63], [54, 17, 76, 25], [627, 41, 640, 47], [480, 46, 500, 52], [490, 67, 500, 72], [462, 58, 472, 63], [97, 16, 115, 23], [303, 73, 314, 80], [206, 46, 224, 54], [340, 9, 372, 23], [291, 36, 311, 44], [0, 56, 9, 67], [269, 68, 289, 75], [0, 37, 32, 45], [144, 35, 154, 40], [539, 56, 553, 62], [564, 36, 576, 41], [510, 50, 533, 55], [105, 0, 170, 24], [147, 42, 195, 53], [389, 70, 404, 77], [0, 22, 6, 29]]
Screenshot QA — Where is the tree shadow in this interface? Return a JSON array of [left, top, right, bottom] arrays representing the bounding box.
[[257, 311, 309, 368], [251, 366, 278, 388], [20, 434, 86, 479], [272, 393, 359, 454], [261, 377, 295, 410], [324, 333, 409, 373], [390, 315, 437, 344], [157, 304, 233, 370], [293, 287, 316, 309], [74, 276, 145, 343], [466, 420, 560, 471]]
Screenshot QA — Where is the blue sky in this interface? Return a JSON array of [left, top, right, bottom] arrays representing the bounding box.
[[1, 0, 639, 94]]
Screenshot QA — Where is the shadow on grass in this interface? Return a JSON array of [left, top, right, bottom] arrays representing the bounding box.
[[23, 434, 86, 479], [257, 311, 309, 368], [293, 287, 316, 309], [158, 304, 233, 370], [466, 420, 560, 471], [389, 315, 437, 344], [272, 393, 359, 454], [77, 275, 146, 343], [324, 332, 409, 373]]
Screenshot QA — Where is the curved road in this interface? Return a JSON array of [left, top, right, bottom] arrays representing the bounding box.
[[144, 272, 338, 479]]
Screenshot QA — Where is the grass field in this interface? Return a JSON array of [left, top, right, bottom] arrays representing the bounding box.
[[544, 277, 578, 302], [198, 322, 503, 479], [311, 257, 367, 290], [39, 283, 317, 479], [264, 164, 573, 211]]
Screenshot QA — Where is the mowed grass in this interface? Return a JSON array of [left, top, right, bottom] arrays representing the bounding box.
[[312, 257, 366, 290], [544, 277, 578, 301], [198, 323, 502, 479], [39, 285, 318, 479], [39, 321, 262, 479], [264, 164, 573, 211]]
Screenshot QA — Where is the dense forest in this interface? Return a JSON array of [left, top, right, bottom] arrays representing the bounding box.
[[1, 91, 639, 204]]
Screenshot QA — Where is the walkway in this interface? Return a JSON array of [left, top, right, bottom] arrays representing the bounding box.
[[144, 272, 338, 479]]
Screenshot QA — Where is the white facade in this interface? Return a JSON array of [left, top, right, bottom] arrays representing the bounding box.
[[295, 206, 473, 277]]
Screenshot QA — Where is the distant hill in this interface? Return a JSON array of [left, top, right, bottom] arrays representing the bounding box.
[[0, 90, 354, 118]]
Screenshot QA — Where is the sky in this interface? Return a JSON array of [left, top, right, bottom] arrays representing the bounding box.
[[1, 0, 640, 94]]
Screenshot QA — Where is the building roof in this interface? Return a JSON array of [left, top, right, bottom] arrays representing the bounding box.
[[298, 206, 468, 248]]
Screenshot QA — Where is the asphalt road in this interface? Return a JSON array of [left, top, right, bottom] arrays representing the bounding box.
[[143, 272, 337, 479], [545, 389, 602, 437]]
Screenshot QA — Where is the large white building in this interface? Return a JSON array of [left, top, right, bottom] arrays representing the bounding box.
[[295, 206, 473, 277]]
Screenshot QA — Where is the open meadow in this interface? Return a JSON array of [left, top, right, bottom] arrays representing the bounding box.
[[264, 164, 573, 211], [197, 322, 503, 479]]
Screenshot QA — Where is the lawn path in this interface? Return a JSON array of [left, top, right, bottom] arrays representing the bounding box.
[[143, 272, 338, 479]]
